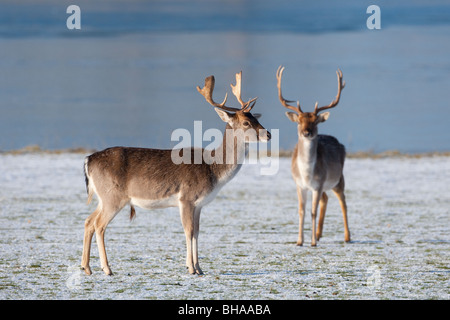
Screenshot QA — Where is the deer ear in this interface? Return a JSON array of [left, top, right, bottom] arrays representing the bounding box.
[[252, 113, 261, 119], [317, 112, 330, 123], [215, 108, 234, 125], [285, 112, 299, 123]]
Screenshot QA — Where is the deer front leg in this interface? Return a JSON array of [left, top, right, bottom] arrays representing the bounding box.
[[296, 187, 307, 246], [94, 210, 117, 276], [93, 201, 124, 276], [316, 192, 328, 241], [311, 190, 323, 247], [179, 201, 196, 275], [192, 207, 203, 275]]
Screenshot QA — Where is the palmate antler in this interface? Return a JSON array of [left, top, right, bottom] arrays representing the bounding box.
[[197, 72, 257, 113], [196, 75, 236, 112], [230, 71, 257, 112]]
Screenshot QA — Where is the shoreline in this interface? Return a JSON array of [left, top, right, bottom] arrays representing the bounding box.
[[1, 144, 450, 159]]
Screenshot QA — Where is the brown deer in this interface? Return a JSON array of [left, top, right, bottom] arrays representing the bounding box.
[[81, 71, 270, 275], [276, 66, 350, 246]]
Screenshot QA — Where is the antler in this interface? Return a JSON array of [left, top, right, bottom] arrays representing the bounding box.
[[197, 73, 257, 113], [197, 76, 242, 112], [314, 69, 345, 114], [230, 71, 257, 112], [276, 66, 302, 114]]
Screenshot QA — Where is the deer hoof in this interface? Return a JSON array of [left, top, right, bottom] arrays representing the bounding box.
[[102, 266, 113, 276], [195, 267, 204, 275], [187, 266, 196, 275], [81, 266, 92, 275]]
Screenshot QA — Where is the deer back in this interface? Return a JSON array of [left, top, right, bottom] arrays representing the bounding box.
[[85, 147, 219, 205]]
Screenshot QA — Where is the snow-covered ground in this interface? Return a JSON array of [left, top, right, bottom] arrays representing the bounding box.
[[0, 152, 448, 299]]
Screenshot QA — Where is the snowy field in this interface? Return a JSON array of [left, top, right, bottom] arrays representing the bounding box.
[[0, 152, 448, 300]]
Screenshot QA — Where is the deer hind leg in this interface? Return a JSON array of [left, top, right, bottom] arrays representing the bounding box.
[[81, 206, 101, 275], [316, 192, 328, 241], [333, 177, 351, 242], [296, 187, 307, 246]]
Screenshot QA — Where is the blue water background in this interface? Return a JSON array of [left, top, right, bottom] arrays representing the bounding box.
[[1, 0, 449, 153]]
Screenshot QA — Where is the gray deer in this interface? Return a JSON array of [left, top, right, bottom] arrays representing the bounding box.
[[276, 66, 350, 246]]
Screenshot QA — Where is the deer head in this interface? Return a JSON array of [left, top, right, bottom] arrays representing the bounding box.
[[197, 71, 271, 142], [276, 66, 345, 139]]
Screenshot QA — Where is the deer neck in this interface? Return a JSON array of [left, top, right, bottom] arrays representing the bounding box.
[[296, 135, 319, 175], [210, 123, 248, 182]]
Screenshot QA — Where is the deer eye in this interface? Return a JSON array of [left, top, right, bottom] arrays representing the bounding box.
[[243, 121, 250, 127]]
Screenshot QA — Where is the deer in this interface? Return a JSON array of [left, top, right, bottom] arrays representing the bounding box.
[[276, 66, 350, 246], [81, 71, 271, 276]]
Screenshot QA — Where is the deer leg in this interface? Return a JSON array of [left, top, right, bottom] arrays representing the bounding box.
[[94, 203, 123, 276], [311, 190, 322, 247], [316, 192, 328, 241], [334, 190, 351, 242], [333, 177, 351, 242], [296, 187, 307, 246], [192, 207, 203, 275], [81, 206, 101, 275], [179, 201, 196, 274]]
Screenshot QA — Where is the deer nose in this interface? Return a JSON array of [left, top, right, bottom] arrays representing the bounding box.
[[259, 129, 271, 142]]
